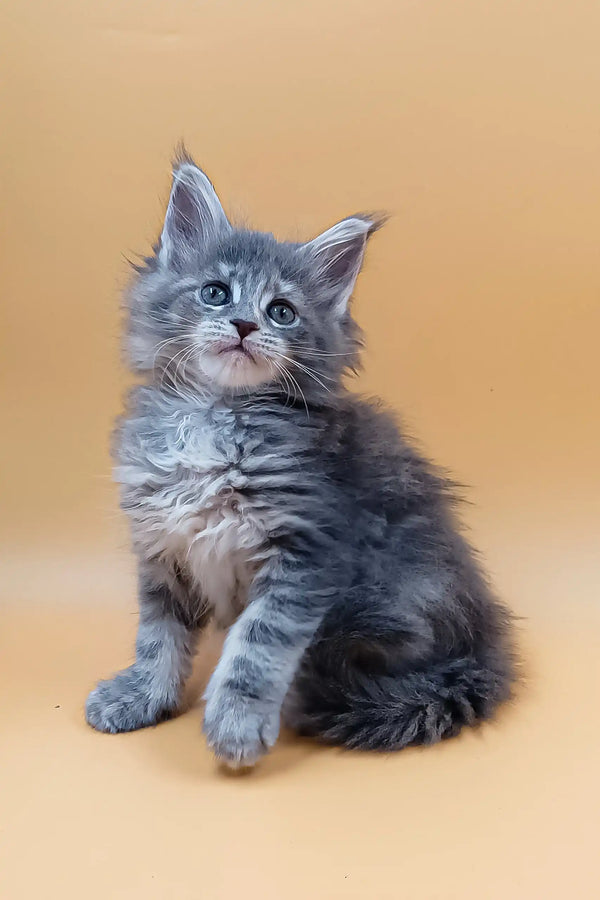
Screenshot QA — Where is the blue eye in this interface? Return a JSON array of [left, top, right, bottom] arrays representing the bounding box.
[[200, 283, 230, 307], [267, 300, 297, 326]]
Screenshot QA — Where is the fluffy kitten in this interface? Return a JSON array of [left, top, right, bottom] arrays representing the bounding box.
[[86, 151, 515, 768]]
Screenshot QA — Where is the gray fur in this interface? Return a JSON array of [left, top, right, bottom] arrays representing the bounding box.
[[86, 151, 516, 767], [86, 565, 201, 732]]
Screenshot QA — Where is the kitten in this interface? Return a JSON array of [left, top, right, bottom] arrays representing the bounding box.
[[86, 150, 516, 768]]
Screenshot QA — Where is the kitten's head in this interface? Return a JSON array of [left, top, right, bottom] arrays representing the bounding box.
[[128, 151, 382, 400]]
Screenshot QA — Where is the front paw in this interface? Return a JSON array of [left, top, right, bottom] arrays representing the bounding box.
[[86, 666, 176, 734], [203, 692, 280, 769]]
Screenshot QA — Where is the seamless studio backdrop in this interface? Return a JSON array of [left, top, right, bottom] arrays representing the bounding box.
[[1, 1, 599, 898]]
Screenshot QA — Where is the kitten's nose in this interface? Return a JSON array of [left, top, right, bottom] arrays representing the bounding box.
[[230, 319, 259, 340]]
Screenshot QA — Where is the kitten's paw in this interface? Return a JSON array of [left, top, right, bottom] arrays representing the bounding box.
[[203, 692, 280, 769], [85, 667, 176, 734]]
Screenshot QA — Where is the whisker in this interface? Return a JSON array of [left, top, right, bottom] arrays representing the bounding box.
[[275, 353, 335, 393], [269, 358, 309, 419], [173, 343, 198, 394], [270, 359, 296, 410], [286, 370, 310, 419], [289, 343, 357, 358]]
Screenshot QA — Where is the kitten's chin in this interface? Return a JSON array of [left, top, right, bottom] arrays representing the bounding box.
[[199, 349, 274, 391]]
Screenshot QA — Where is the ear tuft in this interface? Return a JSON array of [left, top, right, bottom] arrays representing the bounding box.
[[171, 140, 197, 171], [354, 212, 388, 236]]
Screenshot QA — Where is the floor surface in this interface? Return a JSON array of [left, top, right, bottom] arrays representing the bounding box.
[[1, 600, 598, 899]]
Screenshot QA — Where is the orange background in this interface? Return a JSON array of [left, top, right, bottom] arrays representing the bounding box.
[[1, 1, 599, 898]]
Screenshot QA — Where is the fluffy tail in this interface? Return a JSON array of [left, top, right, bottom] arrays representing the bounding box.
[[288, 656, 513, 751]]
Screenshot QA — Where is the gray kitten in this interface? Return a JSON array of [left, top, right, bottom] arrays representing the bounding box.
[[86, 151, 515, 768]]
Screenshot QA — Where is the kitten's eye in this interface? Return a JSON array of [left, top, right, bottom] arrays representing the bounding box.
[[199, 283, 230, 307], [266, 300, 297, 327]]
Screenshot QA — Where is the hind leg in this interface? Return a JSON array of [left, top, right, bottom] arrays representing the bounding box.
[[284, 541, 515, 749], [284, 607, 513, 749], [282, 594, 433, 736]]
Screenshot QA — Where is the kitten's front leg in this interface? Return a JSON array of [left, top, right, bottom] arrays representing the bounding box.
[[86, 563, 203, 733], [203, 551, 331, 768]]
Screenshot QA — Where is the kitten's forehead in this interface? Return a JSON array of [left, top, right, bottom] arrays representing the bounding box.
[[215, 261, 269, 298], [213, 230, 304, 283]]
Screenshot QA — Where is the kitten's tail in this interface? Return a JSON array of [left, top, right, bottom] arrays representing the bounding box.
[[288, 656, 513, 751]]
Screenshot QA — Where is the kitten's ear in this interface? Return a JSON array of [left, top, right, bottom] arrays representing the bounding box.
[[304, 215, 383, 314], [158, 154, 231, 268]]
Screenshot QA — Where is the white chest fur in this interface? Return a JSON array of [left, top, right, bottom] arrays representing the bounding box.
[[116, 405, 271, 627]]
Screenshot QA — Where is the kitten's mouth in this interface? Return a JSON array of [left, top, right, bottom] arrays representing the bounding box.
[[202, 338, 273, 389], [216, 340, 256, 362]]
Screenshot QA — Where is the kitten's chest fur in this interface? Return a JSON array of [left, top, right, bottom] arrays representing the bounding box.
[[116, 397, 274, 626]]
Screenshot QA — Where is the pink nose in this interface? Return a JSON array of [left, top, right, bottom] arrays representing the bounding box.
[[230, 319, 259, 340]]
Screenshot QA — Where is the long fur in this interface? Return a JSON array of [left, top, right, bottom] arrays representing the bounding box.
[[86, 153, 516, 766]]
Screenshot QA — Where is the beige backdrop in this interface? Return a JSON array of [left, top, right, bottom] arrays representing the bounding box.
[[1, 1, 599, 898]]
